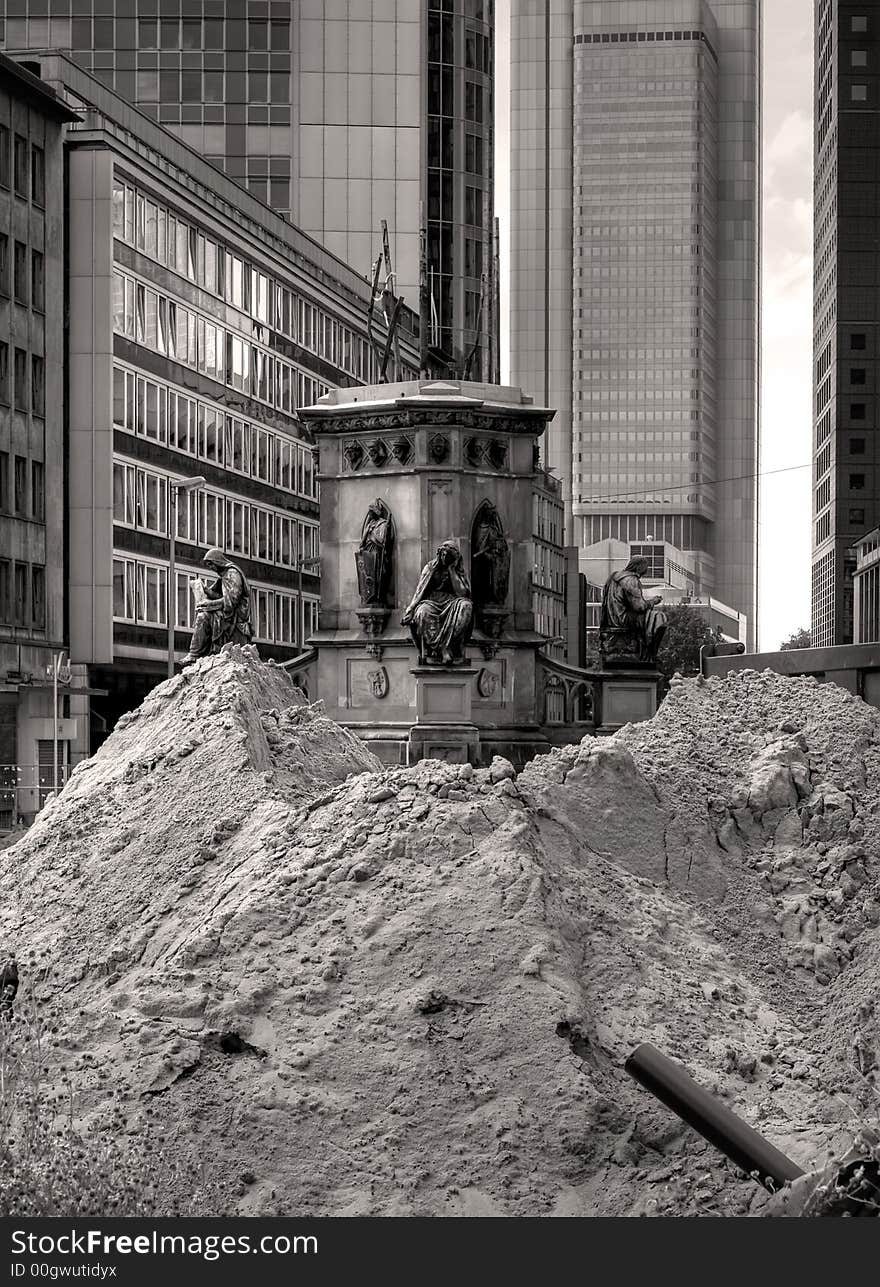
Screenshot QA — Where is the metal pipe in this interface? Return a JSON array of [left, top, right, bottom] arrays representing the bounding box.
[[625, 1043, 804, 1192]]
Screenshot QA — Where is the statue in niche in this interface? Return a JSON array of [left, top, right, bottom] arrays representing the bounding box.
[[599, 557, 667, 665], [402, 541, 474, 666], [355, 499, 395, 606], [471, 501, 510, 608]]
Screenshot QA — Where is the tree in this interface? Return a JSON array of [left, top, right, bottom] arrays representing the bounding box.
[[656, 604, 722, 687], [780, 626, 811, 651]]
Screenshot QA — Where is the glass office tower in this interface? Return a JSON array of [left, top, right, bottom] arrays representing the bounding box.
[[510, 0, 760, 644]]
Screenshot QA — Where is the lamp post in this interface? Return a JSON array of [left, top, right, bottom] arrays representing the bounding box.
[[167, 476, 206, 677]]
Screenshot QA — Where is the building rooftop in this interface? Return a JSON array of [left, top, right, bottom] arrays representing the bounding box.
[[0, 48, 81, 121]]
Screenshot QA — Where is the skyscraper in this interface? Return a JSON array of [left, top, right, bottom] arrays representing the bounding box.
[[510, 0, 760, 644], [0, 0, 497, 378], [811, 1, 879, 648]]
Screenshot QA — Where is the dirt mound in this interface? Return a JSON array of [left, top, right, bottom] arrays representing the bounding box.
[[2, 656, 880, 1216]]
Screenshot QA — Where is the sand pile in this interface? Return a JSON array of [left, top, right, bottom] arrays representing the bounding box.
[[2, 652, 880, 1217]]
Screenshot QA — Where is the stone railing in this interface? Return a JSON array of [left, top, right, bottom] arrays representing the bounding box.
[[280, 647, 318, 700], [536, 652, 598, 731]]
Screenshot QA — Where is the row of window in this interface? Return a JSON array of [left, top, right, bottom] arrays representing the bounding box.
[[112, 364, 318, 499], [112, 270, 329, 414], [0, 453, 44, 521], [134, 69, 290, 105], [112, 553, 318, 648], [0, 237, 44, 311], [112, 458, 320, 570], [0, 343, 45, 416], [112, 180, 408, 383], [0, 560, 45, 630], [0, 127, 45, 207]]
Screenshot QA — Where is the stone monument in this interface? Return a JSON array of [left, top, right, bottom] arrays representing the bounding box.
[[595, 556, 664, 731], [299, 380, 556, 766]]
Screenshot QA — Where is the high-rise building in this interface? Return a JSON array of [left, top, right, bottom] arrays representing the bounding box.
[[811, 1, 879, 648], [0, 0, 497, 378], [510, 0, 760, 646], [0, 51, 79, 827]]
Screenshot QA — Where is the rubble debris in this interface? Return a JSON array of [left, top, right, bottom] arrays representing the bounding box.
[[2, 654, 880, 1216]]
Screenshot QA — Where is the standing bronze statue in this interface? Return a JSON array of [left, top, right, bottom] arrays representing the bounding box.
[[600, 556, 667, 664], [355, 499, 395, 605], [471, 500, 510, 607], [181, 548, 253, 665], [402, 541, 474, 666]]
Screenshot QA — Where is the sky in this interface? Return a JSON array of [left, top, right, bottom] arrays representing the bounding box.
[[495, 0, 815, 651]]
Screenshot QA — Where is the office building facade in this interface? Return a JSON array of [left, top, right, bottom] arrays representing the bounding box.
[[17, 51, 418, 757], [811, 1, 880, 648], [0, 52, 79, 825], [510, 0, 760, 647], [0, 0, 497, 378]]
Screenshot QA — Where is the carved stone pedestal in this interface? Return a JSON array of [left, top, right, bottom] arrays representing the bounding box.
[[594, 670, 660, 734], [409, 665, 480, 765]]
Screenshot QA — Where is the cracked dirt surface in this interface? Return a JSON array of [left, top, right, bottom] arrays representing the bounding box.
[[2, 652, 880, 1215]]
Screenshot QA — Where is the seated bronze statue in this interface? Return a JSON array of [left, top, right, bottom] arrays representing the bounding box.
[[181, 548, 254, 665], [402, 541, 474, 666], [600, 556, 667, 665]]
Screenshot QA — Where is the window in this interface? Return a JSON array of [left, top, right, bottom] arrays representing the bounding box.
[[137, 70, 159, 101], [465, 134, 483, 175], [850, 438, 866, 455], [852, 333, 867, 350], [0, 344, 7, 404], [204, 19, 224, 48], [113, 558, 135, 621], [465, 185, 482, 226], [136, 563, 167, 627], [135, 470, 167, 535], [851, 368, 867, 385], [14, 456, 27, 515], [113, 461, 136, 526], [0, 452, 7, 509], [31, 250, 44, 311], [630, 543, 665, 578], [226, 498, 249, 556], [249, 20, 268, 49], [182, 19, 201, 49], [204, 71, 224, 103], [138, 18, 158, 47], [0, 235, 7, 294], [31, 357, 44, 417], [852, 50, 867, 67], [850, 508, 866, 525], [13, 241, 26, 303], [31, 566, 45, 629], [14, 349, 27, 411], [850, 473, 866, 490], [0, 126, 9, 187], [14, 565, 26, 625], [852, 16, 868, 33], [851, 403, 867, 420], [31, 146, 44, 207], [31, 460, 44, 521], [0, 560, 8, 622], [13, 136, 28, 197], [851, 84, 868, 101]]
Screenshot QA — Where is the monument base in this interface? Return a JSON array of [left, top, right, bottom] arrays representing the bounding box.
[[595, 671, 660, 734], [409, 665, 480, 765]]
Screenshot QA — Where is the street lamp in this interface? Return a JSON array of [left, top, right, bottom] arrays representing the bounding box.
[[167, 476, 206, 676]]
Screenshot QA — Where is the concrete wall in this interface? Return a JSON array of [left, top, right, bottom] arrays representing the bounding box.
[[703, 641, 880, 705]]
